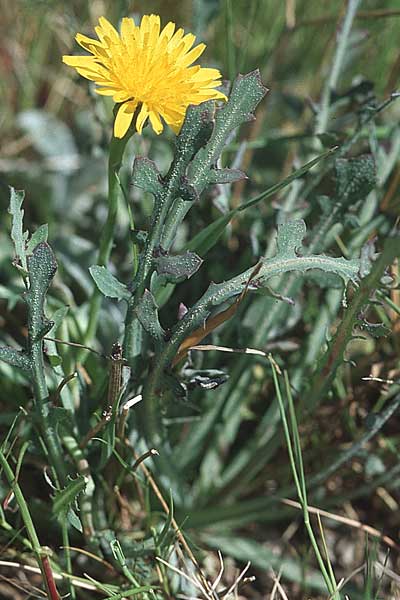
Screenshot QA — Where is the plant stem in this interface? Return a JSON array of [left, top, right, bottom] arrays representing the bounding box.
[[31, 337, 68, 486], [123, 154, 187, 359], [0, 448, 61, 600], [82, 134, 130, 355]]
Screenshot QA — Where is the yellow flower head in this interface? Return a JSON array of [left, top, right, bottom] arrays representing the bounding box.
[[63, 14, 226, 138]]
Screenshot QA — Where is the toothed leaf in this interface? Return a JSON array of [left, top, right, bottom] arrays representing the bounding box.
[[0, 346, 32, 372], [132, 157, 163, 197], [155, 251, 203, 283]]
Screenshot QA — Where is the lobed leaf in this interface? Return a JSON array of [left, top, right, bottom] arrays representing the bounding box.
[[25, 242, 57, 346]]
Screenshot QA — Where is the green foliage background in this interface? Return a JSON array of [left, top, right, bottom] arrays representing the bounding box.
[[0, 1, 400, 599]]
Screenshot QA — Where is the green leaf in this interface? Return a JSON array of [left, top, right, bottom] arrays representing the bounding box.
[[0, 346, 32, 373], [49, 306, 69, 333], [261, 220, 360, 285], [208, 167, 247, 184], [335, 154, 376, 205], [238, 147, 337, 213], [154, 250, 203, 283], [276, 220, 306, 257], [8, 187, 28, 273], [135, 290, 165, 342], [131, 157, 163, 197], [176, 101, 215, 162], [215, 69, 268, 134], [25, 242, 57, 346], [89, 266, 131, 301], [53, 475, 86, 520], [358, 319, 391, 338], [26, 224, 49, 254], [67, 507, 83, 533], [189, 70, 267, 192]]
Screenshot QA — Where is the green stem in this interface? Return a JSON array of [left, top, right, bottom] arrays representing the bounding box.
[[123, 154, 187, 359], [61, 524, 75, 600], [0, 448, 61, 600], [31, 342, 67, 486], [82, 134, 130, 354]]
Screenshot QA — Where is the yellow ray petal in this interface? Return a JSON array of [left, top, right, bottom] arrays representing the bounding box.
[[114, 101, 137, 138], [136, 102, 149, 134], [75, 33, 104, 53], [121, 17, 137, 49], [192, 67, 224, 81], [98, 16, 120, 44], [178, 43, 206, 68], [161, 21, 175, 41], [62, 55, 98, 68], [95, 87, 118, 96], [148, 110, 163, 134]]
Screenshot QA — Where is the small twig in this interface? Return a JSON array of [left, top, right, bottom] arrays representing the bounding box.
[[131, 447, 216, 598], [269, 568, 289, 600], [221, 561, 251, 599], [282, 498, 400, 551], [44, 336, 104, 357], [79, 409, 112, 450], [131, 449, 159, 473], [155, 557, 207, 595], [52, 372, 77, 406]]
